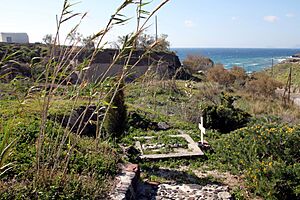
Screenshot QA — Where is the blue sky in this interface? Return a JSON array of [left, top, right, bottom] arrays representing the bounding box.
[[0, 0, 299, 48]]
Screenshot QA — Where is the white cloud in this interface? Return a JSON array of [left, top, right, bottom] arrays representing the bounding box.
[[263, 15, 279, 23], [184, 20, 195, 28], [231, 16, 239, 21], [286, 13, 295, 18]]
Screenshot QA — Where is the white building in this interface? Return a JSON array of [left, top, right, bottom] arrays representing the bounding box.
[[0, 32, 29, 43]]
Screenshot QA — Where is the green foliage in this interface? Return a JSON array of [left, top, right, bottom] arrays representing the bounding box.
[[267, 63, 300, 88], [0, 43, 44, 64], [127, 111, 156, 130], [42, 34, 54, 45], [212, 123, 300, 199], [0, 117, 119, 198], [203, 93, 251, 133], [2, 0, 172, 198], [116, 33, 170, 51], [0, 122, 17, 178], [103, 79, 127, 139]]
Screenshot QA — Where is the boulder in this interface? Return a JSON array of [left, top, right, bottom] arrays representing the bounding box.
[[292, 53, 300, 58], [157, 122, 170, 130], [282, 58, 300, 63]]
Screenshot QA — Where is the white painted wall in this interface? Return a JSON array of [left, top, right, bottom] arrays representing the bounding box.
[[0, 32, 29, 43]]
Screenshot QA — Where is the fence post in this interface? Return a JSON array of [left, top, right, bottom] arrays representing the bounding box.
[[198, 117, 206, 145]]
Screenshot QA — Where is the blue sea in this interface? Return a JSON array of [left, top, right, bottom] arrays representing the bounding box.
[[172, 48, 300, 72]]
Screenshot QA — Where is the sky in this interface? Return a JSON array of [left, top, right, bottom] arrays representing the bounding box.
[[0, 0, 299, 48]]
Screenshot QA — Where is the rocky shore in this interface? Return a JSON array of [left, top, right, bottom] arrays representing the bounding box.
[[280, 53, 300, 64]]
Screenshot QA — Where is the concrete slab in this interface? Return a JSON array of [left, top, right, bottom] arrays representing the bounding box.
[[134, 133, 204, 160]]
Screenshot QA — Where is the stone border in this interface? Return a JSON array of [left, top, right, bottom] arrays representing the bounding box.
[[110, 164, 140, 200], [134, 133, 204, 160]]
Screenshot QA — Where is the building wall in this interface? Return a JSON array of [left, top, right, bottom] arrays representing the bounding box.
[[0, 33, 29, 43]]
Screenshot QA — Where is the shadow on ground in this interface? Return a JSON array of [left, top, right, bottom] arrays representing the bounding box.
[[136, 168, 225, 200]]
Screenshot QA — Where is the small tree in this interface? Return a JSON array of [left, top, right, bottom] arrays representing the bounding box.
[[154, 34, 170, 52], [116, 33, 170, 51], [82, 35, 95, 49], [103, 79, 127, 139], [42, 34, 54, 45]]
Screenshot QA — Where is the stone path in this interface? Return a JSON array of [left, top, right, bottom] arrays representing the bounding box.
[[137, 182, 232, 200], [136, 167, 233, 200]]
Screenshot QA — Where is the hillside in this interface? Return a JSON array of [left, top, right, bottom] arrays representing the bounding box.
[[267, 61, 300, 90], [0, 42, 300, 199]]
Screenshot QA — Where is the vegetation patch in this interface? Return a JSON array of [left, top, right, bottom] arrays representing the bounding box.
[[211, 122, 300, 199], [203, 93, 251, 133]]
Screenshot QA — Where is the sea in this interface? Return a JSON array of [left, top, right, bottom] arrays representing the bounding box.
[[172, 48, 300, 73]]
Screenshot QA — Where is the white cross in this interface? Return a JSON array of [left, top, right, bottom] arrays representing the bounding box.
[[198, 117, 206, 145]]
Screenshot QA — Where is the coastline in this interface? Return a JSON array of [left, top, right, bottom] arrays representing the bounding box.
[[174, 48, 300, 72]]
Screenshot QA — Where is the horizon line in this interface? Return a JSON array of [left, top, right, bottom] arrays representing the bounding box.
[[171, 47, 300, 49]]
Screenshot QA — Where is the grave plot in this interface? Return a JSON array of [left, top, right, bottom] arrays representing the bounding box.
[[134, 132, 204, 160]]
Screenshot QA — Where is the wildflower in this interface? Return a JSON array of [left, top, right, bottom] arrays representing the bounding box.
[[263, 168, 267, 172]]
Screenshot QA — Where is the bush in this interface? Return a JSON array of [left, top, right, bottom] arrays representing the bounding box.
[[103, 79, 127, 139], [230, 66, 248, 87], [0, 117, 119, 199], [212, 122, 300, 199], [206, 64, 235, 87], [183, 54, 214, 74], [246, 72, 283, 97], [203, 93, 251, 133]]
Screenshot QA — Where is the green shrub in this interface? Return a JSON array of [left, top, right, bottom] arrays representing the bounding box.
[[103, 79, 127, 139], [212, 122, 300, 199], [203, 93, 251, 133], [0, 117, 119, 198]]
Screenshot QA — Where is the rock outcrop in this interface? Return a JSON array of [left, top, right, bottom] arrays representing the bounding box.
[[292, 53, 300, 58], [80, 49, 184, 83], [0, 43, 188, 83]]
